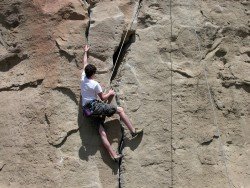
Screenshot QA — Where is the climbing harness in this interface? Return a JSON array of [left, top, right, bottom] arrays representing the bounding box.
[[82, 101, 94, 117]]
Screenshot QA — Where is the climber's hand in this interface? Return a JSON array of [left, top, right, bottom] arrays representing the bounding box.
[[84, 45, 89, 52], [108, 89, 115, 96]]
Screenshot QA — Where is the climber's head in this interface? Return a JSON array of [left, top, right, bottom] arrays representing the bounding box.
[[85, 64, 97, 79]]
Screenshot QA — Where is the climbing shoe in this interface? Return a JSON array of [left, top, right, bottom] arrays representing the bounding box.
[[131, 128, 143, 138], [113, 154, 123, 163]]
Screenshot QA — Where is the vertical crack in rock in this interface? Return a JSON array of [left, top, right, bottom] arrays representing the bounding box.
[[111, 32, 135, 82], [110, 32, 136, 188], [118, 125, 124, 188], [83, 0, 93, 43], [85, 4, 92, 41], [110, 2, 143, 185], [110, 0, 142, 83]]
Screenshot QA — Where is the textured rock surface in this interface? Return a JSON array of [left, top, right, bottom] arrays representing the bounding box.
[[0, 0, 249, 187]]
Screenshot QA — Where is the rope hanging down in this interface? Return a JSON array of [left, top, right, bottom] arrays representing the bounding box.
[[186, 0, 233, 187], [169, 1, 174, 188], [109, 1, 143, 187], [110, 0, 143, 84]]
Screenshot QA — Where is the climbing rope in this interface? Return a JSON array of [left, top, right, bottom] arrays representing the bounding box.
[[185, 1, 233, 187], [110, 0, 143, 84], [169, 1, 174, 188], [105, 1, 143, 187]]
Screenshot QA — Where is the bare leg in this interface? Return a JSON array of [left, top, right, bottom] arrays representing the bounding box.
[[99, 125, 117, 158], [117, 107, 135, 133]]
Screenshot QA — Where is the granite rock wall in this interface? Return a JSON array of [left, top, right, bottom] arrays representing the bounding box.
[[0, 0, 249, 187]]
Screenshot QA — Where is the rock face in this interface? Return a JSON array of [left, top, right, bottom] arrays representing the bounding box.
[[0, 0, 249, 187]]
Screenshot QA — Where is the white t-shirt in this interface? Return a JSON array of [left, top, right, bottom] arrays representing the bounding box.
[[81, 71, 102, 106]]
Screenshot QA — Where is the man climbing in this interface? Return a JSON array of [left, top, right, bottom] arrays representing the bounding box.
[[81, 45, 143, 161]]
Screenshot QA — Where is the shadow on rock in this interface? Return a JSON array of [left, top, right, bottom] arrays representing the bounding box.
[[123, 131, 143, 151], [77, 102, 121, 173]]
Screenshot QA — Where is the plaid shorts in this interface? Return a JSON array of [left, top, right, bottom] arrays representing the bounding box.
[[84, 100, 117, 117]]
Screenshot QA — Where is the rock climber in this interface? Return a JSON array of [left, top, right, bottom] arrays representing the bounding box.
[[81, 45, 143, 161]]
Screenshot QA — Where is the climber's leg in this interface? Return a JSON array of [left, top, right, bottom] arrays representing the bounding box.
[[116, 107, 143, 136], [116, 107, 135, 132], [99, 124, 117, 158]]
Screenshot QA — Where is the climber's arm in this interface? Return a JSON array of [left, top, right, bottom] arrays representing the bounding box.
[[98, 89, 115, 101], [83, 45, 89, 69]]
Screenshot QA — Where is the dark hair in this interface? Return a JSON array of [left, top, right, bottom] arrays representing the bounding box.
[[85, 64, 97, 78]]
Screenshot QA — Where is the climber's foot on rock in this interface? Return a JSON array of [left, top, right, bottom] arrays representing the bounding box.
[[131, 128, 143, 138], [113, 154, 123, 162]]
